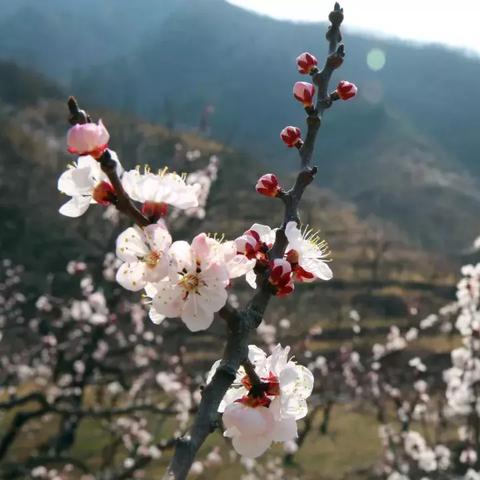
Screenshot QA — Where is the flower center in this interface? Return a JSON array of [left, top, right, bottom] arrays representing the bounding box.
[[239, 371, 280, 408], [179, 273, 200, 292], [144, 251, 161, 268]]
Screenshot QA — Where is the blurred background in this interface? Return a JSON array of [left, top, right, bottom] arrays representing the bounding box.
[[1, 1, 480, 479]]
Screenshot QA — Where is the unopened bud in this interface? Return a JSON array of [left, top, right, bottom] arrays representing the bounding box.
[[256, 174, 280, 198], [336, 80, 357, 101], [296, 52, 318, 74], [67, 120, 110, 159], [293, 82, 316, 108], [280, 126, 302, 148]]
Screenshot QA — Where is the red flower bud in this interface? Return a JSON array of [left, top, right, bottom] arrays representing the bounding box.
[[296, 52, 318, 74], [280, 126, 302, 148], [92, 181, 115, 205], [142, 201, 169, 221], [256, 174, 280, 198], [293, 81, 316, 107], [336, 80, 358, 101]]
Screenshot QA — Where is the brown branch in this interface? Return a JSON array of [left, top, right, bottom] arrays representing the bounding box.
[[243, 359, 262, 389], [163, 3, 346, 479], [0, 407, 50, 461], [98, 150, 150, 227], [0, 392, 49, 410]]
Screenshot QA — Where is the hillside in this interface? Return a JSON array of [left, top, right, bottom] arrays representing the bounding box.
[[0, 61, 456, 306], [0, 63, 463, 480], [0, 0, 478, 253]]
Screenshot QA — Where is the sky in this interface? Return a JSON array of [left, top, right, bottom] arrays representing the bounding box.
[[226, 0, 480, 55]]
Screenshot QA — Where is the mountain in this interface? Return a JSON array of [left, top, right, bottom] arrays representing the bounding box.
[[0, 0, 187, 82], [0, 61, 455, 301], [0, 0, 479, 253]]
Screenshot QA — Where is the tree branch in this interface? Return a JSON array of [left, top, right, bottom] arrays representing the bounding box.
[[98, 150, 150, 227], [163, 3, 346, 478]]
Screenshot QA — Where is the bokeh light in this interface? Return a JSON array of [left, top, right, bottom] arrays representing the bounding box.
[[366, 48, 386, 71]]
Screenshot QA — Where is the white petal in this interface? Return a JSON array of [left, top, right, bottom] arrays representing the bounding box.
[[116, 262, 147, 291], [144, 222, 172, 253], [250, 223, 273, 239], [148, 306, 166, 325], [121, 170, 142, 201], [58, 166, 92, 196], [59, 196, 91, 217], [294, 365, 314, 397], [245, 270, 257, 289], [197, 283, 228, 313], [279, 366, 301, 390], [144, 282, 158, 299], [285, 221, 301, 244], [169, 241, 194, 274], [144, 260, 170, 284], [232, 434, 272, 459], [302, 258, 333, 280], [218, 387, 246, 413], [201, 263, 230, 288], [223, 403, 272, 437], [227, 254, 256, 279], [116, 226, 149, 263], [76, 155, 99, 170], [271, 417, 298, 442], [248, 345, 267, 365], [143, 175, 164, 202], [191, 233, 212, 264], [181, 294, 215, 332], [152, 281, 184, 318]]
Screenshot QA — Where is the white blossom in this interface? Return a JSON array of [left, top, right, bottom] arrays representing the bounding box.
[[284, 221, 332, 282], [212, 344, 313, 458], [116, 221, 171, 291], [57, 152, 121, 217], [122, 168, 200, 210], [151, 233, 229, 331]]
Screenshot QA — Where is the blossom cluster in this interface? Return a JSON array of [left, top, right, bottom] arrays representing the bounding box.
[[208, 344, 313, 458], [236, 222, 332, 297], [57, 119, 333, 332]]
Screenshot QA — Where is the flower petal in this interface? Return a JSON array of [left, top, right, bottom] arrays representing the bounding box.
[[271, 417, 297, 442], [152, 281, 184, 318], [59, 196, 91, 217], [232, 435, 272, 459], [116, 262, 147, 291], [181, 293, 215, 332]]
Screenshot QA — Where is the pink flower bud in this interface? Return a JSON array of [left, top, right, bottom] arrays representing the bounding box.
[[67, 120, 110, 158], [296, 52, 318, 74], [280, 126, 302, 148], [256, 174, 280, 198], [293, 82, 316, 107], [92, 181, 115, 205], [336, 80, 358, 101]]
